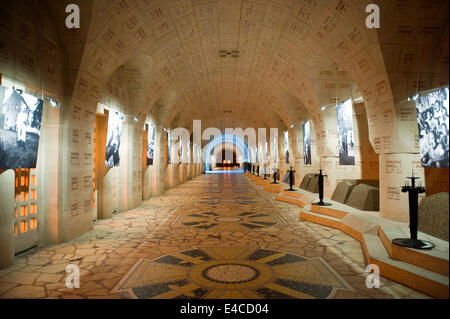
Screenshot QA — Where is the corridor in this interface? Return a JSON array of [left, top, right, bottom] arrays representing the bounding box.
[[0, 173, 427, 299]]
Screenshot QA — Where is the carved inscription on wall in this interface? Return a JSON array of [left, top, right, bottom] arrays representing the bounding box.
[[387, 186, 401, 201], [385, 160, 402, 175]]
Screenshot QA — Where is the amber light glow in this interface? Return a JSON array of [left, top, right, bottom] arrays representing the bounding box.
[[20, 221, 28, 233], [14, 169, 38, 236]]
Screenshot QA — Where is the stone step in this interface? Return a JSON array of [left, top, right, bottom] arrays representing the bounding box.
[[378, 225, 449, 277], [310, 204, 349, 219], [363, 233, 449, 299], [299, 210, 449, 298], [282, 191, 303, 198], [276, 194, 312, 208], [255, 179, 271, 186], [300, 211, 344, 228]]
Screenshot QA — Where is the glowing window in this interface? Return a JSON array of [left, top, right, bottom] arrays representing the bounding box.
[[20, 206, 27, 217], [30, 189, 37, 200], [31, 175, 36, 185], [14, 223, 18, 236], [30, 218, 37, 230], [20, 221, 28, 233], [30, 204, 37, 215]]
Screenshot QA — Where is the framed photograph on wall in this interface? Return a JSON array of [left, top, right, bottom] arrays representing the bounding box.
[[303, 121, 311, 165], [336, 99, 355, 165], [415, 87, 449, 168], [146, 123, 155, 165], [178, 136, 182, 164], [105, 111, 123, 167], [167, 130, 172, 165], [0, 86, 44, 169], [272, 134, 278, 163], [284, 130, 290, 164]]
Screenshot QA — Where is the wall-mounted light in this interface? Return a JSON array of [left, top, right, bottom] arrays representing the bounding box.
[[133, 117, 138, 122], [321, 106, 326, 111], [290, 124, 294, 128], [407, 93, 419, 102], [49, 98, 59, 107]]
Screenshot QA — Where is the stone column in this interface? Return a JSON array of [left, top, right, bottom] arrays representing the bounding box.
[[378, 99, 424, 222], [118, 118, 142, 212], [36, 100, 63, 244], [60, 96, 96, 241]]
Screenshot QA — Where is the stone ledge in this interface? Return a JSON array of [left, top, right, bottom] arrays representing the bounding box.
[[378, 226, 449, 277], [275, 194, 312, 208], [299, 210, 449, 299], [311, 205, 349, 219], [255, 179, 271, 186], [263, 185, 283, 193]]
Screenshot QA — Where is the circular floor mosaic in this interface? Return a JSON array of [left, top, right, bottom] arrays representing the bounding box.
[[112, 247, 353, 299], [173, 211, 283, 231]]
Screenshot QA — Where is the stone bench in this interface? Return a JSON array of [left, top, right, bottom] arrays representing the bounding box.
[[299, 174, 318, 193], [331, 180, 380, 212]]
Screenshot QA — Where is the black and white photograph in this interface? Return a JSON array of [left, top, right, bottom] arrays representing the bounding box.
[[146, 123, 155, 165], [167, 131, 172, 164], [415, 87, 449, 168], [105, 111, 123, 167], [284, 130, 289, 164], [0, 86, 43, 169], [303, 121, 312, 165], [336, 99, 355, 165]]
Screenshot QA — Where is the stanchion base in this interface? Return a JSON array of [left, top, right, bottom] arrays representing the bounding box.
[[392, 238, 435, 250], [271, 182, 279, 184], [312, 202, 332, 207], [285, 189, 297, 192]]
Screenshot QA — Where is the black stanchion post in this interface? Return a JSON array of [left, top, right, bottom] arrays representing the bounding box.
[[312, 169, 332, 206], [264, 165, 267, 179], [271, 166, 278, 184], [392, 174, 434, 249]]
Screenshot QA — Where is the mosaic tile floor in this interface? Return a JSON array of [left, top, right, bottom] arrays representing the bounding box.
[[0, 173, 429, 299]]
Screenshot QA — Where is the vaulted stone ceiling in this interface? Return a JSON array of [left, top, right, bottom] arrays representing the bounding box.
[[47, 0, 448, 142]]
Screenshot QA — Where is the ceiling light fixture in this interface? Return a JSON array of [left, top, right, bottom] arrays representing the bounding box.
[[50, 98, 59, 107]]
